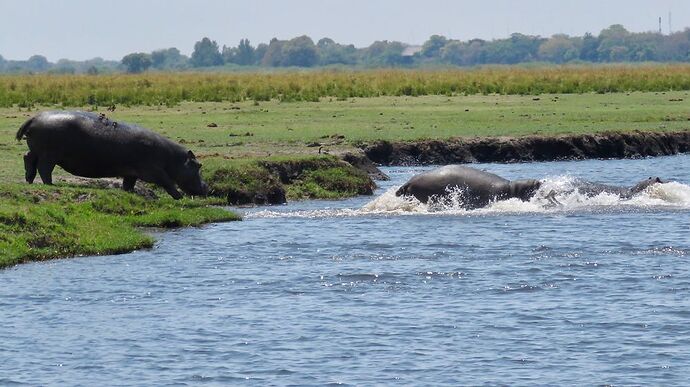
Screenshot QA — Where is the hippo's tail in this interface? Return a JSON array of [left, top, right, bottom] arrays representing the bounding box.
[[395, 183, 409, 197], [16, 117, 33, 141]]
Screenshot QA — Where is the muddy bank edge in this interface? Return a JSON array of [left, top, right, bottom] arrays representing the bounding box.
[[363, 130, 690, 165]]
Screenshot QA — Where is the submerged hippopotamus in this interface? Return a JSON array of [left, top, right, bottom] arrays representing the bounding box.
[[16, 111, 208, 199], [395, 165, 541, 209], [565, 176, 664, 199]]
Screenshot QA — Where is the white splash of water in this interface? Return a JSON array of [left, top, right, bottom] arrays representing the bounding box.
[[246, 177, 690, 219], [534, 177, 690, 210], [247, 208, 360, 219], [360, 188, 431, 214], [637, 181, 690, 205]]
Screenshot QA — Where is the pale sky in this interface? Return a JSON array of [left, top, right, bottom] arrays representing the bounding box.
[[1, 0, 689, 61]]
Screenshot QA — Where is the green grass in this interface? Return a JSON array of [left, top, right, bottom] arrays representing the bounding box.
[[202, 157, 284, 204], [201, 155, 374, 203], [285, 166, 374, 199], [0, 183, 238, 268], [103, 91, 690, 144]]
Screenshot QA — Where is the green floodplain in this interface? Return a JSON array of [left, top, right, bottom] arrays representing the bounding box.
[[1, 84, 690, 267]]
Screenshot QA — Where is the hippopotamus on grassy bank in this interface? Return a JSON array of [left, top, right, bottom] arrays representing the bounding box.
[[395, 165, 541, 209], [16, 111, 208, 199]]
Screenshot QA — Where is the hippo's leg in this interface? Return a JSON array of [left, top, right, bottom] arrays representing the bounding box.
[[36, 159, 56, 185], [122, 176, 137, 192], [145, 170, 182, 199], [23, 151, 38, 183], [160, 181, 183, 200]]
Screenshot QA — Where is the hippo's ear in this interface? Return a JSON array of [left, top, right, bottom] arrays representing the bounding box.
[[655, 177, 662, 183], [185, 157, 202, 169], [188, 150, 196, 159]]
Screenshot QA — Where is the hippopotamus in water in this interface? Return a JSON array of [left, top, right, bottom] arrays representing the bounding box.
[[16, 111, 208, 199], [395, 165, 541, 209], [568, 176, 664, 199]]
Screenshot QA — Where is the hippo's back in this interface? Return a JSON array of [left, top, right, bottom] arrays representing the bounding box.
[[402, 165, 511, 205], [410, 165, 509, 190], [23, 111, 182, 178], [29, 111, 151, 143]]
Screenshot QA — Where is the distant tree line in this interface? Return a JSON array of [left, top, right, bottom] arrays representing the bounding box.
[[2, 24, 690, 74], [0, 54, 120, 74]]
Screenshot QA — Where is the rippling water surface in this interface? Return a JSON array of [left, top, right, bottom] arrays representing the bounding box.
[[2, 155, 690, 385]]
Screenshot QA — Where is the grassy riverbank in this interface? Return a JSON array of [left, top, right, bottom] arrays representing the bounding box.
[[3, 91, 687, 163], [202, 155, 375, 204], [2, 91, 688, 185], [0, 183, 238, 268], [0, 153, 372, 266], [1, 90, 688, 265]]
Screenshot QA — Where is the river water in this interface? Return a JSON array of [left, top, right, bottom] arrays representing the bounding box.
[[2, 155, 690, 385]]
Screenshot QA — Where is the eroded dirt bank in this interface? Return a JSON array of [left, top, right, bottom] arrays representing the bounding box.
[[362, 131, 690, 165]]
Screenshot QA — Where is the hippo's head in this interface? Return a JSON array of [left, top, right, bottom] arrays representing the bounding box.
[[509, 179, 541, 201], [630, 176, 664, 195], [176, 151, 209, 196]]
